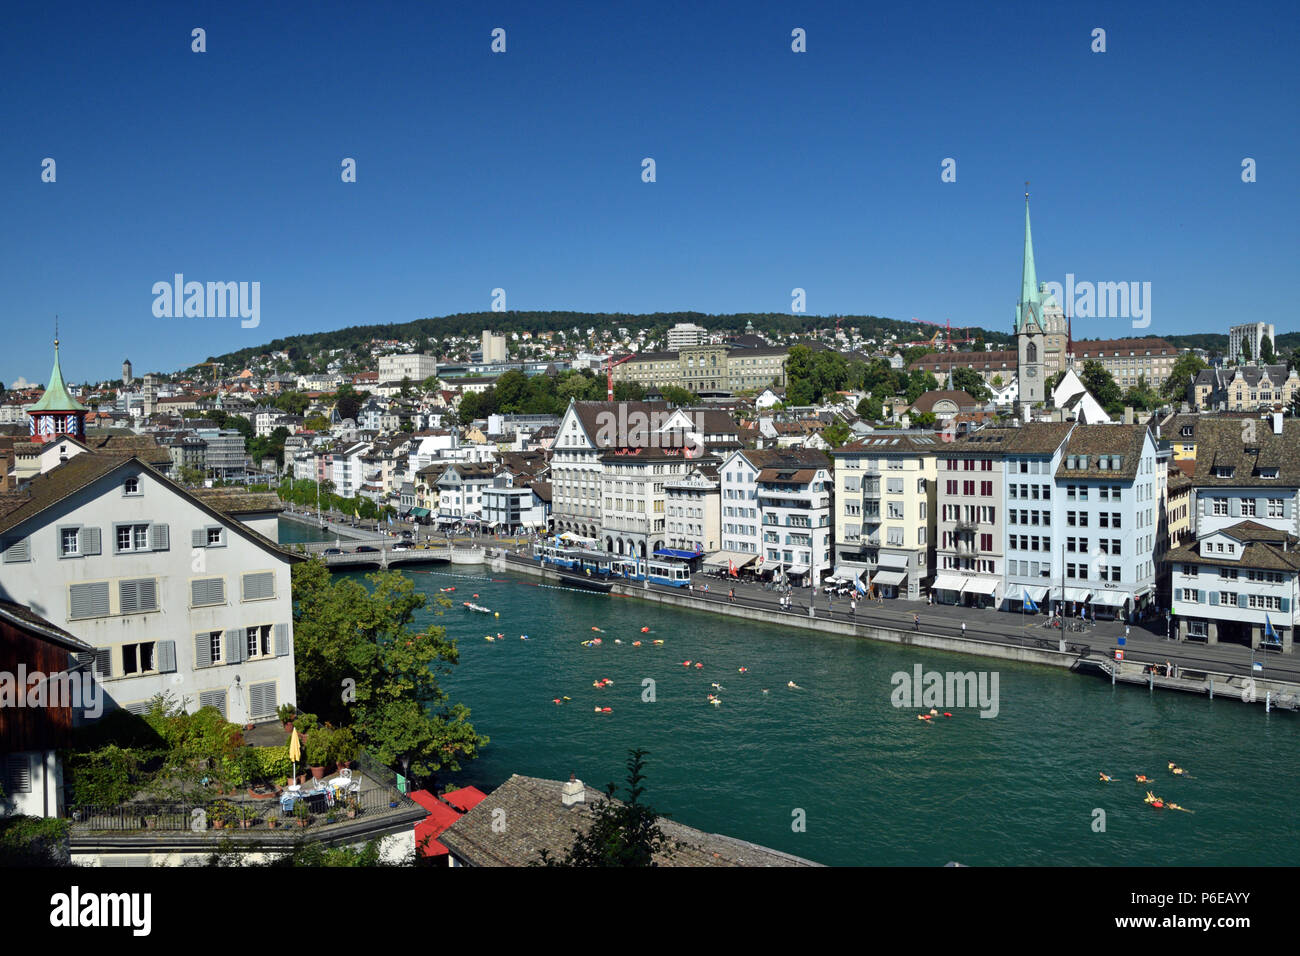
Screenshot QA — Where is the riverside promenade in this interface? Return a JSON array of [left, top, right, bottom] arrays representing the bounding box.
[[498, 550, 1300, 709]]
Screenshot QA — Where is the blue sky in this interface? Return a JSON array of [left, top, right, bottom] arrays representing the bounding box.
[[1, 0, 1295, 385]]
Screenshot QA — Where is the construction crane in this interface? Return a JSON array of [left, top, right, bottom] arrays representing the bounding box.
[[195, 362, 221, 385], [606, 353, 634, 401], [912, 318, 976, 352]]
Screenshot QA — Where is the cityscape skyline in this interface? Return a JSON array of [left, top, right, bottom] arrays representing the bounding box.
[[3, 0, 1295, 382]]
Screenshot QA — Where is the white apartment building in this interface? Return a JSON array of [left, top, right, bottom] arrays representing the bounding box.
[[1190, 416, 1300, 538], [331, 442, 372, 499], [665, 463, 721, 555], [667, 323, 706, 349], [378, 353, 439, 383], [720, 448, 832, 585], [435, 462, 497, 523], [1228, 322, 1275, 364], [481, 331, 507, 363], [0, 454, 299, 724]]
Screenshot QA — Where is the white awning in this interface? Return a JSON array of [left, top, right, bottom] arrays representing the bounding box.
[[1090, 589, 1129, 607], [831, 565, 864, 582], [1064, 587, 1092, 603], [932, 573, 968, 592], [703, 550, 757, 570], [872, 569, 907, 586], [877, 551, 910, 569], [964, 577, 999, 596], [1021, 585, 1049, 602], [786, 563, 810, 576]]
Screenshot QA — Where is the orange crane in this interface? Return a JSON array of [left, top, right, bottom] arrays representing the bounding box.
[[912, 318, 975, 352], [606, 353, 634, 401]]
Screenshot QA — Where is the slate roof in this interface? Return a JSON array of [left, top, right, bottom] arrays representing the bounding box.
[[731, 447, 831, 470], [1167, 521, 1300, 574], [190, 489, 284, 515], [945, 422, 1075, 456], [910, 390, 978, 414], [437, 774, 822, 867], [1191, 417, 1300, 488], [1055, 424, 1150, 481]]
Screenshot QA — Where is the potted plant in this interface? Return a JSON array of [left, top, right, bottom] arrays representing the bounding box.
[[212, 801, 232, 829], [294, 800, 311, 828], [307, 726, 331, 780], [345, 796, 360, 820], [325, 811, 339, 825], [267, 814, 280, 830], [278, 703, 297, 731], [331, 727, 357, 771]]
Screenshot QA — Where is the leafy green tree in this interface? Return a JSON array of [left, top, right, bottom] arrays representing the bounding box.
[[1123, 375, 1161, 412], [912, 411, 937, 428], [1239, 338, 1252, 363], [1080, 360, 1123, 414], [334, 385, 366, 422], [290, 561, 487, 782], [536, 749, 672, 867], [822, 422, 851, 447], [904, 369, 939, 404], [272, 391, 311, 416], [1046, 369, 1068, 395], [178, 465, 205, 486], [304, 413, 330, 432], [856, 395, 883, 421], [951, 367, 991, 402], [1161, 353, 1207, 401], [657, 385, 700, 406], [1261, 336, 1276, 365]]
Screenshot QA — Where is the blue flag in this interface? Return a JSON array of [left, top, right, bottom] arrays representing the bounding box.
[[1265, 614, 1278, 643], [1023, 590, 1039, 613], [855, 576, 866, 596]]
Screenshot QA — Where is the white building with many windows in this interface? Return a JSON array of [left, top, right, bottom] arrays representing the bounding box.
[[0, 453, 300, 724]]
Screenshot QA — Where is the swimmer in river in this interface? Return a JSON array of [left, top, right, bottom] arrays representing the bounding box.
[[1099, 773, 1112, 782], [787, 681, 801, 689]]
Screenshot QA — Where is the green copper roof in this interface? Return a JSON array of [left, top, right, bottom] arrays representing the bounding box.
[[28, 341, 89, 413], [1016, 197, 1042, 333]]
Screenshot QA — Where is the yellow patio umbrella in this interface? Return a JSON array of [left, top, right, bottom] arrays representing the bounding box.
[[288, 728, 301, 785]]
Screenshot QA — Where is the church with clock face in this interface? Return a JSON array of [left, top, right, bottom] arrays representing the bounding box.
[[1016, 195, 1070, 421], [27, 338, 88, 443]]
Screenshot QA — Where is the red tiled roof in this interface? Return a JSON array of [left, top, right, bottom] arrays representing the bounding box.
[[442, 786, 487, 813]]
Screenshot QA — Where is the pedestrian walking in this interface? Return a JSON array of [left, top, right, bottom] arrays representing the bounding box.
[[729, 587, 735, 604], [913, 613, 919, 631], [1125, 624, 1130, 640], [961, 621, 966, 635], [850, 597, 856, 617], [927, 593, 933, 607]]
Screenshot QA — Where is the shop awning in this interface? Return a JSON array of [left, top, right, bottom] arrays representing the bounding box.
[[1021, 585, 1049, 602], [409, 507, 430, 517], [831, 566, 864, 583], [964, 577, 999, 596], [877, 551, 910, 569], [703, 551, 756, 571], [872, 569, 907, 587], [654, 548, 702, 560], [1063, 587, 1092, 603], [1090, 589, 1129, 607], [785, 563, 810, 576], [932, 573, 968, 592]]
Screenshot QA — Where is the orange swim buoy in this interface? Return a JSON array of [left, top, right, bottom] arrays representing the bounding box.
[[943, 712, 952, 717], [695, 662, 703, 669], [601, 707, 612, 713], [632, 641, 642, 646], [641, 627, 650, 633], [682, 660, 692, 667], [553, 698, 562, 704]]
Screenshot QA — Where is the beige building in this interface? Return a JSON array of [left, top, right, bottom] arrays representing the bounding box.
[[481, 331, 507, 363], [1190, 365, 1299, 412], [664, 462, 721, 555], [613, 344, 788, 394], [831, 433, 939, 601], [1069, 337, 1178, 390]]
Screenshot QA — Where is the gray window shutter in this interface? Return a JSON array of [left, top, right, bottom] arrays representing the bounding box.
[[225, 628, 245, 664], [192, 528, 206, 548], [191, 577, 224, 606], [1282, 598, 1290, 612], [275, 623, 290, 657], [5, 756, 31, 794], [138, 578, 157, 611], [1285, 499, 1294, 518], [70, 581, 110, 619], [243, 571, 274, 601], [1199, 497, 1207, 516], [194, 632, 212, 668], [1229, 498, 1241, 517], [247, 683, 263, 717], [1209, 592, 1219, 605], [1197, 590, 1205, 604], [157, 640, 176, 673], [80, 526, 101, 556], [249, 681, 277, 718], [93, 647, 113, 678], [199, 690, 227, 718], [149, 523, 170, 551], [1238, 593, 1248, 608], [2, 537, 30, 563], [124, 701, 149, 716]]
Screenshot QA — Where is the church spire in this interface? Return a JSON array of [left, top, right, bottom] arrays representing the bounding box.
[[1016, 187, 1041, 333], [28, 325, 88, 443]]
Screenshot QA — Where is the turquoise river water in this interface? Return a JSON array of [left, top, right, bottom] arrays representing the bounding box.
[[282, 520, 1300, 866]]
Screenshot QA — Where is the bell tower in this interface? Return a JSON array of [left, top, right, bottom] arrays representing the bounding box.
[[1016, 189, 1046, 420], [28, 330, 88, 444]]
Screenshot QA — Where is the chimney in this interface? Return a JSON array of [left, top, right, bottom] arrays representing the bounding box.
[[1272, 412, 1283, 436], [1123, 406, 1134, 425], [561, 773, 585, 807]]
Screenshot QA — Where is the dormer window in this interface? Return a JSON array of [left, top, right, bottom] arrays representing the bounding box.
[[123, 476, 141, 496]]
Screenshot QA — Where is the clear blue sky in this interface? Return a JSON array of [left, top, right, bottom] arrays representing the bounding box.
[[1, 0, 1295, 385]]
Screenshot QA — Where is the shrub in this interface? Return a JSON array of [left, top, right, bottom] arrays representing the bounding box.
[[0, 816, 71, 866], [65, 745, 140, 806]]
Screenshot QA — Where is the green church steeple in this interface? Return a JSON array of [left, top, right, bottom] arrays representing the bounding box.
[[28, 337, 88, 414], [1016, 191, 1042, 333]]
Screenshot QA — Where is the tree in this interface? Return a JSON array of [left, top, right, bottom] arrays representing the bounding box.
[[912, 411, 937, 428], [1239, 338, 1252, 364], [951, 367, 991, 402], [304, 413, 329, 432], [657, 385, 700, 406], [289, 561, 487, 782], [399, 376, 414, 399], [822, 422, 851, 447], [1046, 369, 1068, 395], [1123, 375, 1161, 412], [1161, 353, 1207, 401], [272, 391, 310, 416], [334, 385, 365, 422], [537, 749, 673, 867], [1080, 360, 1123, 414], [612, 382, 644, 402], [991, 374, 1003, 388], [1261, 336, 1277, 365], [856, 395, 883, 421]]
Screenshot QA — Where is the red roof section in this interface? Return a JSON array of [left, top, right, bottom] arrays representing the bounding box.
[[409, 789, 467, 857], [441, 786, 487, 813]]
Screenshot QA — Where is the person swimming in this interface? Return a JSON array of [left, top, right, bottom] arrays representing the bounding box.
[[787, 680, 801, 689], [1168, 763, 1188, 776], [1099, 773, 1113, 782], [1136, 774, 1151, 783]]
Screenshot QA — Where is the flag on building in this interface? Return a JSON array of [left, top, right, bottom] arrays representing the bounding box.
[[1023, 590, 1039, 613]]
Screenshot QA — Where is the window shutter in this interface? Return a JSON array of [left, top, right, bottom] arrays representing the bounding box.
[[149, 523, 170, 551], [225, 628, 245, 664], [247, 683, 263, 718], [157, 640, 176, 673], [192, 528, 206, 548], [1238, 593, 1248, 608], [275, 623, 290, 657], [1209, 592, 1218, 605], [124, 701, 149, 716], [119, 579, 155, 614], [92, 647, 113, 679], [243, 571, 274, 601], [194, 632, 212, 668], [1282, 598, 1290, 613], [2, 537, 29, 563], [1285, 499, 1294, 519], [80, 526, 101, 556], [1197, 590, 1205, 604], [191, 577, 225, 607], [199, 690, 227, 718], [249, 681, 277, 718], [1229, 499, 1241, 517], [5, 756, 31, 795], [1199, 497, 1207, 516], [138, 578, 157, 611], [69, 581, 110, 619]]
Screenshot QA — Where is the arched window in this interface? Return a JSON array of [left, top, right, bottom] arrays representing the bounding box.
[[1026, 342, 1037, 364]]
